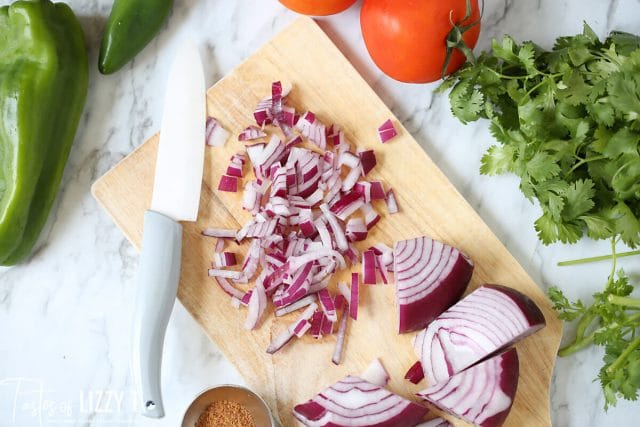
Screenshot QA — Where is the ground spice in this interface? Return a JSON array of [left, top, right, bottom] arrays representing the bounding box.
[[195, 399, 256, 427]]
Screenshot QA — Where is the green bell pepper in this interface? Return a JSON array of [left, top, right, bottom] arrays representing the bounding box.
[[0, 0, 88, 266], [98, 0, 174, 74]]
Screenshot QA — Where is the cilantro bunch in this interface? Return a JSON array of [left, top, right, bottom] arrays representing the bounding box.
[[440, 24, 640, 247], [441, 24, 640, 409]]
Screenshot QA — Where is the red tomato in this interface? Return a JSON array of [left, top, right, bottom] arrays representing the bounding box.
[[360, 0, 481, 83], [279, 0, 358, 16]]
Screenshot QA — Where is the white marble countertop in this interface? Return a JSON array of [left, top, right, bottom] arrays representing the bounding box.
[[1, 0, 638, 425]]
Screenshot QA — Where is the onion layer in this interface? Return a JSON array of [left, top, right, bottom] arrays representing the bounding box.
[[293, 376, 428, 427], [394, 237, 474, 333], [417, 348, 519, 427], [414, 284, 545, 385]]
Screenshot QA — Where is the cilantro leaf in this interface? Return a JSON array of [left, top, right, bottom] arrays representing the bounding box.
[[562, 179, 596, 219]]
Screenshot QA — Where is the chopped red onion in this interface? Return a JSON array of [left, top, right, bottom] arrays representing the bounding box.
[[218, 175, 238, 192], [244, 276, 267, 330], [309, 310, 324, 339], [378, 118, 398, 143], [206, 116, 230, 147], [275, 294, 317, 317], [360, 203, 381, 229], [369, 181, 386, 199], [293, 376, 428, 427], [418, 348, 519, 427], [376, 255, 389, 284], [214, 277, 244, 300], [202, 228, 237, 239], [267, 303, 318, 354], [345, 218, 368, 242], [414, 285, 545, 385], [329, 191, 364, 221], [404, 361, 425, 384], [208, 269, 242, 280], [317, 288, 337, 322], [361, 358, 390, 387], [213, 252, 237, 268], [362, 250, 377, 285], [386, 188, 399, 214], [214, 238, 225, 253], [358, 149, 377, 175], [349, 273, 359, 320], [238, 125, 267, 141]]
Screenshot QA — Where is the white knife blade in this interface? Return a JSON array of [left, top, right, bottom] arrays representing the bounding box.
[[150, 40, 206, 222]]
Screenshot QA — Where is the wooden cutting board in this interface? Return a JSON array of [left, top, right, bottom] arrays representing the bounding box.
[[92, 17, 562, 427]]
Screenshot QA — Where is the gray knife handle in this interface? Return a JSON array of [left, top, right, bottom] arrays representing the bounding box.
[[133, 210, 182, 418]]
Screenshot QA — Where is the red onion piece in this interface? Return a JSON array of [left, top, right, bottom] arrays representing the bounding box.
[[377, 118, 398, 143], [267, 302, 318, 354], [349, 273, 359, 320], [214, 277, 244, 300], [317, 288, 337, 322], [358, 149, 377, 176], [205, 116, 230, 147], [202, 228, 237, 239], [244, 276, 267, 330], [360, 203, 381, 230], [310, 310, 324, 338], [394, 236, 474, 333], [331, 305, 349, 365], [418, 348, 519, 427], [362, 250, 377, 285], [414, 284, 545, 385], [218, 175, 238, 192], [361, 358, 390, 387], [404, 361, 425, 385], [208, 269, 242, 280], [329, 191, 364, 221], [375, 255, 389, 285], [385, 189, 399, 214], [320, 312, 334, 335], [238, 125, 267, 141], [275, 294, 317, 317], [369, 181, 386, 200], [293, 376, 429, 427], [213, 252, 237, 267], [345, 218, 368, 242], [214, 238, 225, 253]]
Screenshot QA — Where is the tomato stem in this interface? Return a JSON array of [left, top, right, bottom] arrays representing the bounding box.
[[442, 0, 484, 80]]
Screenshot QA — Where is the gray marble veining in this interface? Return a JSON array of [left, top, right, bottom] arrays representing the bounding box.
[[1, 0, 638, 425]]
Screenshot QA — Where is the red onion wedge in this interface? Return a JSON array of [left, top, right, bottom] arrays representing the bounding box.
[[394, 236, 474, 333], [414, 285, 545, 385], [292, 376, 429, 427], [404, 361, 425, 385], [205, 116, 230, 147], [416, 418, 451, 427], [377, 119, 398, 143], [417, 348, 519, 427], [361, 358, 390, 387]]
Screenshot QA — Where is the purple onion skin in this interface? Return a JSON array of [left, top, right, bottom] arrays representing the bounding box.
[[398, 253, 473, 333], [483, 284, 546, 328], [422, 348, 519, 427]]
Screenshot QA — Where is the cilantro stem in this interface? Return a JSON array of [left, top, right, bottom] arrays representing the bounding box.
[[606, 335, 640, 374], [568, 155, 607, 173], [559, 311, 599, 356], [557, 250, 640, 266], [608, 295, 640, 308]]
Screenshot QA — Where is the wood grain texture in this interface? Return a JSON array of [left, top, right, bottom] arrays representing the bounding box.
[[92, 17, 562, 427]]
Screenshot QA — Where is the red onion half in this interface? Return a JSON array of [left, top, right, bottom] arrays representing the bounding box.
[[414, 284, 545, 385], [417, 348, 519, 427], [394, 237, 474, 333], [293, 376, 428, 427]]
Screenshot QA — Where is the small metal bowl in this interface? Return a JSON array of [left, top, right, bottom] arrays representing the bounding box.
[[182, 385, 280, 427]]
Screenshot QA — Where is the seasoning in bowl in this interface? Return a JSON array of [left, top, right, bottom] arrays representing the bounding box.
[[195, 400, 256, 427]]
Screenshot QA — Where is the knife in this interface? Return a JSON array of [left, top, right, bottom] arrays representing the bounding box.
[[132, 40, 206, 419]]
